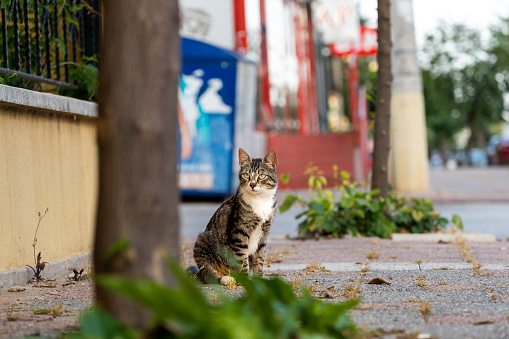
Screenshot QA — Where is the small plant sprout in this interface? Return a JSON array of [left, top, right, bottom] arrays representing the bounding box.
[[417, 274, 431, 287], [32, 208, 49, 262], [343, 281, 362, 300], [365, 249, 380, 260], [418, 301, 433, 318], [26, 252, 49, 282], [305, 262, 326, 274], [69, 268, 84, 281], [27, 208, 49, 282], [51, 302, 64, 317]]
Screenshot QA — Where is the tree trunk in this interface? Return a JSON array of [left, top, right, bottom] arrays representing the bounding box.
[[94, 0, 180, 328], [371, 0, 392, 197]]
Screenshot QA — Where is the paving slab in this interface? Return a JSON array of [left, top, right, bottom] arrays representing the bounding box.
[[392, 232, 497, 243]]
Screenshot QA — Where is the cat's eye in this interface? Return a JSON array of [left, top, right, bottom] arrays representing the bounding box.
[[259, 174, 266, 179], [242, 173, 250, 179]]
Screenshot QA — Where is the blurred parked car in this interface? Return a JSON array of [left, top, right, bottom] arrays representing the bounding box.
[[487, 135, 500, 165], [469, 148, 488, 167], [454, 149, 488, 167], [429, 151, 443, 168], [455, 150, 468, 166], [496, 136, 509, 164]]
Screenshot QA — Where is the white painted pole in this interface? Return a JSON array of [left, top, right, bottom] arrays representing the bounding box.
[[389, 0, 429, 192]]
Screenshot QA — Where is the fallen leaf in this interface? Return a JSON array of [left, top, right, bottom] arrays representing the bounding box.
[[33, 284, 57, 288], [45, 278, 56, 281], [8, 287, 26, 292], [34, 309, 50, 315], [318, 290, 334, 299], [474, 320, 495, 325], [438, 240, 450, 244], [367, 277, 391, 285]]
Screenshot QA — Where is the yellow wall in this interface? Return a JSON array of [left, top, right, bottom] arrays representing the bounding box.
[[0, 104, 97, 271]]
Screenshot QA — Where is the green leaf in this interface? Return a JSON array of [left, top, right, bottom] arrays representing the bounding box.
[[279, 194, 297, 213], [340, 195, 354, 209], [411, 210, 424, 222], [323, 189, 334, 203], [340, 171, 350, 181], [309, 201, 326, 215], [369, 199, 380, 212], [438, 217, 449, 228], [34, 309, 50, 315], [452, 214, 463, 230], [423, 198, 434, 209], [101, 237, 131, 264], [352, 209, 365, 219], [280, 173, 291, 184], [1, 0, 11, 9], [79, 308, 137, 339], [308, 176, 314, 189], [323, 219, 339, 233], [295, 210, 309, 220]]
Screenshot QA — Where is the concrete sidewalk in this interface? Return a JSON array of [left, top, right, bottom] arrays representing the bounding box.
[[1, 235, 509, 338], [180, 235, 509, 339]]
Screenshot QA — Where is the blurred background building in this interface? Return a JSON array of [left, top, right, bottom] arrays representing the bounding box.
[[177, 0, 509, 196]]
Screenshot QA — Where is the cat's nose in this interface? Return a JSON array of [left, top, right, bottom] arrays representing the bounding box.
[[250, 182, 256, 188]]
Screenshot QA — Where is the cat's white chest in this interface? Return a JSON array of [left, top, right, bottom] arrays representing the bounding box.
[[243, 191, 275, 223], [242, 189, 276, 255], [247, 225, 263, 256]]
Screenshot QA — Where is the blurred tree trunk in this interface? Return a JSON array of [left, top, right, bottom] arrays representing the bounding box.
[[94, 0, 180, 328], [371, 0, 393, 197]]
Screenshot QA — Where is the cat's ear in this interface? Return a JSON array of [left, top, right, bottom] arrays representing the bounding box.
[[263, 149, 277, 169], [239, 148, 252, 167]]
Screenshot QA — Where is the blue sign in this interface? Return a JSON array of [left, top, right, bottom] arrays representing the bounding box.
[[178, 38, 242, 196]]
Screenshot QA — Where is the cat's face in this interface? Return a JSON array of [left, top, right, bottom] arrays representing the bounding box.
[[238, 149, 277, 195]]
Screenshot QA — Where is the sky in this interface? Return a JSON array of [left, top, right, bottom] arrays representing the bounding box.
[[359, 0, 509, 50]]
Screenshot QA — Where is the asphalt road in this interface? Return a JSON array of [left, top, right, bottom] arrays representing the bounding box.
[[180, 202, 509, 240], [433, 202, 509, 240]]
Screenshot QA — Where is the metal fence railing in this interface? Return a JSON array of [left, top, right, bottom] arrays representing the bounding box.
[[1, 0, 100, 90]]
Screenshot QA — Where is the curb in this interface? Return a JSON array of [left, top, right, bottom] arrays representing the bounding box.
[[392, 233, 497, 243], [0, 253, 91, 288], [265, 262, 509, 272]]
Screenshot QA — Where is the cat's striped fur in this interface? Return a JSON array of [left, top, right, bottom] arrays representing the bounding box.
[[193, 148, 278, 284]]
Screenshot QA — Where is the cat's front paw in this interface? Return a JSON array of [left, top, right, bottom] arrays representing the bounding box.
[[220, 275, 236, 287]]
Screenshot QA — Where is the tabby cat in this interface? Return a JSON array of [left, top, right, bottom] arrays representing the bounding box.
[[192, 148, 278, 285]]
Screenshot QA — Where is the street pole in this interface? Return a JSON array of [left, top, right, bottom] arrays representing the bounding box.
[[389, 0, 429, 192]]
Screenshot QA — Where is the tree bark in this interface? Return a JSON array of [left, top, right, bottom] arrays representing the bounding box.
[[371, 0, 392, 197], [94, 0, 180, 328]]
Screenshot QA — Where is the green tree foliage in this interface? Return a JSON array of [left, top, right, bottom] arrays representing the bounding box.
[[1, 0, 97, 99], [421, 21, 508, 154], [491, 18, 509, 98]]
